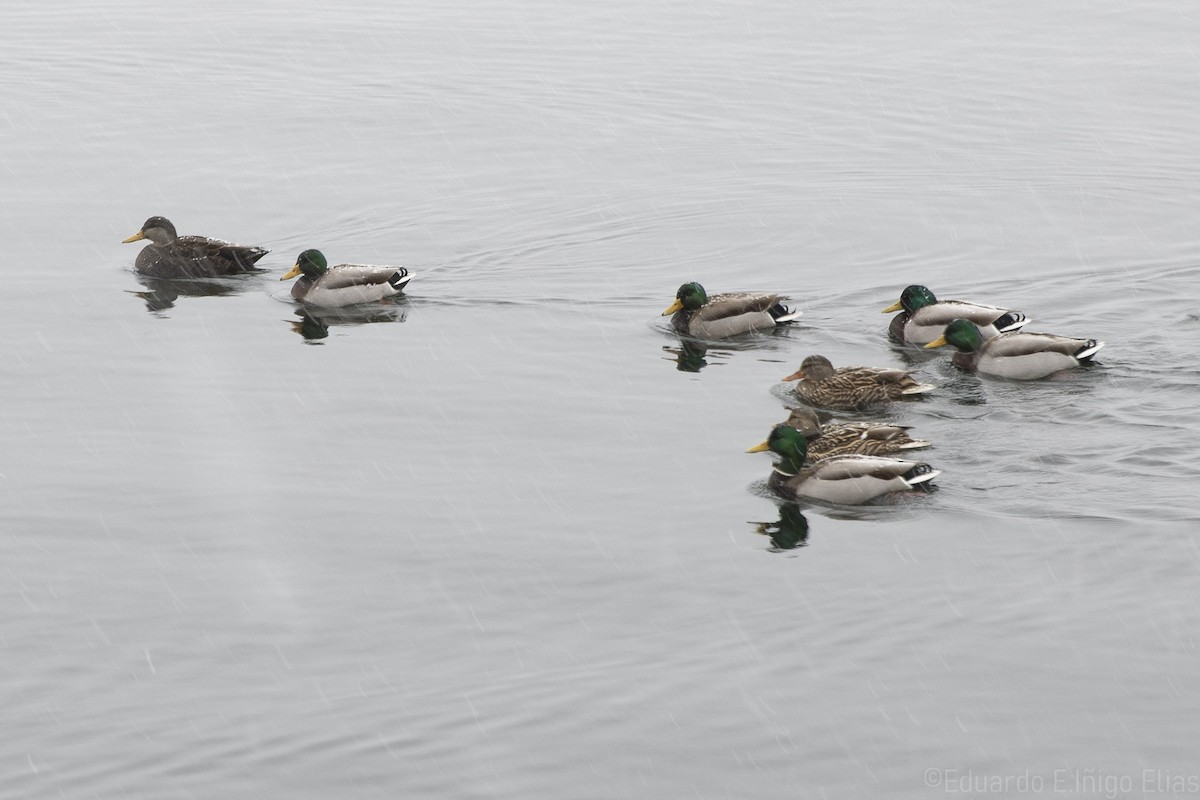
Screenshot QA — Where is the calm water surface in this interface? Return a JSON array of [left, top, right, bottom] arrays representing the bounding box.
[[3, 0, 1200, 797]]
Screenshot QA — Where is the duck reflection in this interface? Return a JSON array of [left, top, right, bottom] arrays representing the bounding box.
[[661, 325, 795, 373], [662, 339, 711, 372], [288, 303, 409, 343], [129, 274, 256, 313], [751, 504, 811, 551]]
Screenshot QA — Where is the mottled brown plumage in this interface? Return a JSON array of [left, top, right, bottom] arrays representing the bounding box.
[[783, 355, 935, 412], [782, 408, 931, 458]]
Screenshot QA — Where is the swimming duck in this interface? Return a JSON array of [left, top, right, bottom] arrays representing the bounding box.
[[783, 355, 935, 411], [882, 284, 1029, 345], [661, 282, 800, 338], [747, 424, 940, 505], [281, 249, 412, 307], [924, 319, 1104, 379], [122, 216, 268, 278], [782, 407, 931, 458]]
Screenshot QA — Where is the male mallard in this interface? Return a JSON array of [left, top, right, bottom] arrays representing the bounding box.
[[882, 284, 1029, 345], [122, 216, 268, 278], [782, 407, 931, 458], [747, 424, 940, 505], [281, 249, 412, 307], [924, 319, 1104, 379], [661, 281, 800, 338], [783, 354, 935, 411]]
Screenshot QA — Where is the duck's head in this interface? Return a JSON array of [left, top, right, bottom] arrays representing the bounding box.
[[925, 318, 984, 352], [123, 216, 178, 245], [782, 407, 823, 439], [882, 284, 937, 314], [747, 424, 810, 474], [281, 249, 329, 281], [661, 282, 707, 315], [781, 354, 834, 382]]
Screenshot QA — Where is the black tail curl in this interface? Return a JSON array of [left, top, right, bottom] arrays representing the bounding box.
[[388, 268, 411, 290]]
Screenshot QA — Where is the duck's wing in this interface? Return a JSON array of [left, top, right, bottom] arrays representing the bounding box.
[[839, 366, 934, 395], [786, 454, 940, 503], [974, 331, 1104, 379], [914, 299, 1029, 333], [694, 292, 784, 321], [983, 331, 1102, 360], [177, 235, 269, 268], [811, 454, 932, 482], [318, 265, 410, 290]]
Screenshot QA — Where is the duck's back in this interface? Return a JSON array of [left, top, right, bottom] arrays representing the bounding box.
[[973, 331, 1103, 378], [136, 236, 268, 278]]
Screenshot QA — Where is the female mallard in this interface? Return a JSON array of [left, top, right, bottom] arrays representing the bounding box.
[[281, 249, 412, 307], [782, 407, 931, 458], [747, 424, 940, 505], [661, 281, 800, 338], [783, 354, 935, 411], [924, 318, 1104, 379], [122, 216, 268, 278], [882, 284, 1029, 345]]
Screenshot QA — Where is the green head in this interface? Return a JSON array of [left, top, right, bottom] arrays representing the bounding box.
[[883, 284, 937, 314], [925, 318, 985, 352], [747, 424, 810, 474], [661, 282, 708, 315], [282, 249, 329, 281]]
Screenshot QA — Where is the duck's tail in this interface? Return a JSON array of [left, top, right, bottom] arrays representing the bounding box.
[[903, 463, 941, 489], [995, 311, 1029, 332], [893, 438, 933, 450], [1075, 339, 1104, 362], [389, 268, 413, 291], [770, 303, 803, 324]]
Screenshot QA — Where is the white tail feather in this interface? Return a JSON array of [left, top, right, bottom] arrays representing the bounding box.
[[1076, 340, 1104, 361], [905, 469, 941, 486]]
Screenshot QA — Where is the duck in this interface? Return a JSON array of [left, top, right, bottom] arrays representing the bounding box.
[[661, 282, 800, 339], [882, 284, 1029, 345], [924, 318, 1104, 379], [783, 354, 935, 411], [747, 424, 940, 505], [122, 216, 268, 278], [781, 407, 931, 458], [281, 249, 413, 307]]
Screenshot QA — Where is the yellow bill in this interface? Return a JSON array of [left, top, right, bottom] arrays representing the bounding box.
[[280, 264, 302, 281], [924, 335, 948, 349], [122, 230, 146, 244], [661, 299, 684, 316], [881, 300, 903, 313], [746, 441, 770, 453]]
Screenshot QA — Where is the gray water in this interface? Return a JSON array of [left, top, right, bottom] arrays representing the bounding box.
[[4, 0, 1200, 797]]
